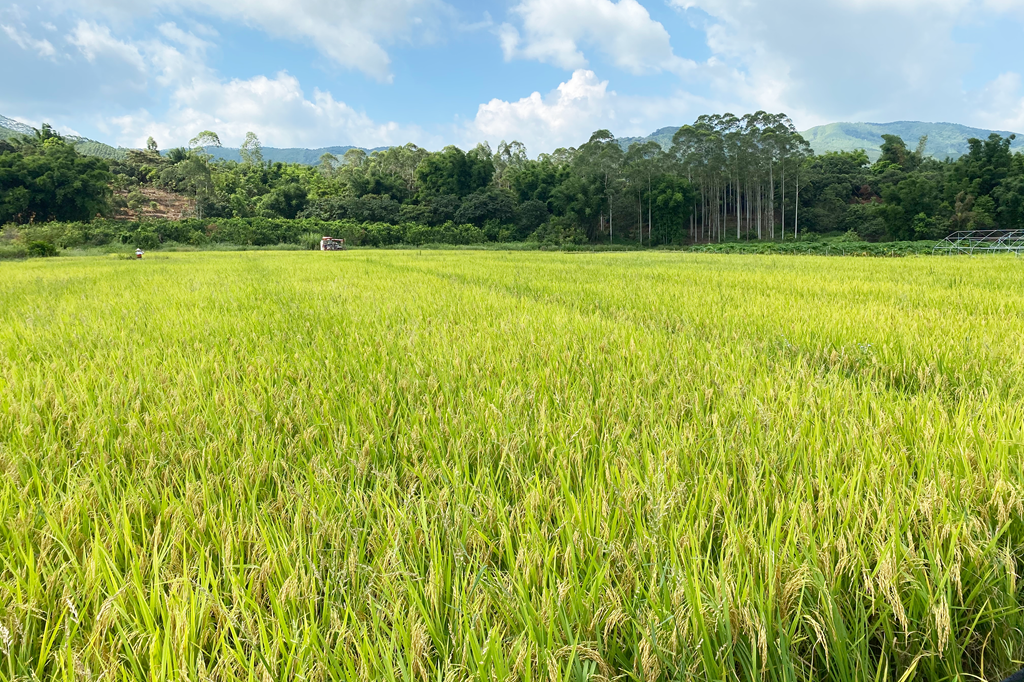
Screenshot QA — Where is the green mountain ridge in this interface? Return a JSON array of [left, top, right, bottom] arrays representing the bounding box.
[[618, 121, 1023, 161], [208, 145, 384, 165], [798, 121, 1023, 161], [0, 115, 128, 160]]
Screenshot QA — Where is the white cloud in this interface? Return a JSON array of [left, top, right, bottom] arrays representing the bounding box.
[[500, 0, 692, 75], [146, 22, 211, 86], [67, 20, 145, 69], [672, 0, 1024, 128], [108, 71, 431, 149], [2, 23, 56, 58], [974, 72, 1024, 131], [53, 0, 450, 82], [4, 14, 428, 149], [465, 69, 713, 153]]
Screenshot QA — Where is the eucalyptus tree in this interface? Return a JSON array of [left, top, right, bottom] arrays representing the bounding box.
[[370, 143, 429, 197], [574, 130, 624, 242], [318, 153, 340, 177], [185, 130, 222, 218], [671, 115, 733, 242], [188, 130, 222, 158], [239, 132, 264, 167], [493, 141, 528, 191], [624, 141, 662, 245], [343, 148, 367, 169]]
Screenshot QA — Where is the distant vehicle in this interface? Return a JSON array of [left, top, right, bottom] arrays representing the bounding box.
[[320, 237, 346, 251]]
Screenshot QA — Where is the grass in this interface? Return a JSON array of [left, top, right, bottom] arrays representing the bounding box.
[[0, 250, 1022, 682]]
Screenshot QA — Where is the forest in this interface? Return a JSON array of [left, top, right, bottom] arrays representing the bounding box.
[[1, 112, 1023, 252]]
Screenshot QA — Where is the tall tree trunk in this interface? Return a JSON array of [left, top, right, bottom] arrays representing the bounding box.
[[609, 194, 613, 244], [781, 163, 786, 241], [648, 173, 652, 245], [795, 169, 800, 240], [638, 189, 642, 246]]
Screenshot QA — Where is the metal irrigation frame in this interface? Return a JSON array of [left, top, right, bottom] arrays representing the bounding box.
[[933, 229, 1024, 256]]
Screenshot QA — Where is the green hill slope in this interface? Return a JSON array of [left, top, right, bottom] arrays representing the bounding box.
[[617, 126, 679, 151], [797, 121, 1023, 161], [208, 145, 384, 165], [0, 115, 35, 136], [0, 115, 127, 159]]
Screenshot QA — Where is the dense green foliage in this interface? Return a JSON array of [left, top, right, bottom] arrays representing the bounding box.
[[1, 251, 1022, 681], [0, 126, 112, 225], [3, 113, 1023, 252]]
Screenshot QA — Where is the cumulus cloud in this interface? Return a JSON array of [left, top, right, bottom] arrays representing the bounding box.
[[1, 23, 57, 58], [465, 69, 714, 153], [974, 72, 1024, 131], [671, 0, 1024, 128], [500, 0, 692, 75], [108, 70, 429, 149], [67, 20, 145, 68], [52, 0, 450, 82]]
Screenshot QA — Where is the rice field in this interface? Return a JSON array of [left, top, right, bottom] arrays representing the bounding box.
[[1, 250, 1022, 682]]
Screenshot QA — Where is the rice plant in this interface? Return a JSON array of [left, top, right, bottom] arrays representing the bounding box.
[[0, 251, 1022, 682]]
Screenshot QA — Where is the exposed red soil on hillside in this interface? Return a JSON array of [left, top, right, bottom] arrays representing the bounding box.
[[113, 187, 194, 221]]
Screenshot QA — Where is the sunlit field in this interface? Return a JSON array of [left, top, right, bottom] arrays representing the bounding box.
[[1, 251, 1022, 682]]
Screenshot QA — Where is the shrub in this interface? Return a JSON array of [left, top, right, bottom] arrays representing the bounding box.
[[531, 216, 586, 245], [27, 241, 57, 257], [0, 243, 28, 260], [134, 232, 159, 250], [299, 231, 323, 250]]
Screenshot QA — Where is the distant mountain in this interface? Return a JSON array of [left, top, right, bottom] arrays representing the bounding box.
[[0, 114, 35, 136], [617, 127, 679, 151], [0, 114, 127, 160], [1, 115, 380, 164], [798, 121, 1023, 161], [618, 121, 1023, 162], [66, 138, 128, 160], [209, 145, 384, 165]]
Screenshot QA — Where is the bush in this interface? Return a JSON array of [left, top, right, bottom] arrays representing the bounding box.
[[363, 222, 407, 247], [127, 190, 146, 211], [0, 243, 28, 260], [27, 241, 58, 257], [134, 232, 159, 250], [531, 216, 586, 245], [299, 231, 323, 250]]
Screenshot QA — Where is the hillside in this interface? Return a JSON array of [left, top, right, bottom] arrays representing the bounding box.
[[798, 121, 1023, 161], [209, 145, 383, 165], [617, 126, 679, 151], [618, 121, 1023, 161], [0, 114, 35, 137], [0, 115, 127, 159]]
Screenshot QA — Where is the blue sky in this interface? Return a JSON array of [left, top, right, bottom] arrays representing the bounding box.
[[2, 0, 1024, 154]]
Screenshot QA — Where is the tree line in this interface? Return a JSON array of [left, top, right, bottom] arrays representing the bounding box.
[[2, 113, 1023, 248]]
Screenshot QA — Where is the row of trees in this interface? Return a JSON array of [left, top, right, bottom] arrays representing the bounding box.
[[3, 113, 1023, 245]]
